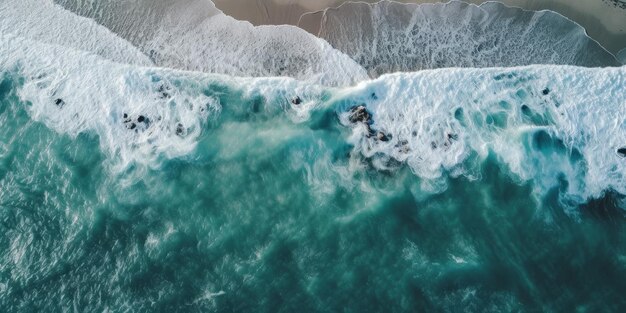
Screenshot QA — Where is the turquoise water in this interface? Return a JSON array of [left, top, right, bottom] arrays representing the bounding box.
[[1, 60, 626, 312], [2, 0, 626, 310]]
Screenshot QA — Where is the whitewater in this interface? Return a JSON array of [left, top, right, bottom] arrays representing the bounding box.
[[1, 0, 626, 312]]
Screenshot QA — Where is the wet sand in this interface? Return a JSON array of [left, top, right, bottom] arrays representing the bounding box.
[[212, 0, 626, 54]]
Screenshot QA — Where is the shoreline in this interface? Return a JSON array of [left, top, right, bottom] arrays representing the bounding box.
[[212, 0, 626, 55]]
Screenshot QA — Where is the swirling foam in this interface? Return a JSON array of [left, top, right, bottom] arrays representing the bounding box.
[[3, 30, 626, 208], [0, 0, 152, 66], [313, 0, 620, 77], [52, 0, 368, 87], [2, 1, 626, 208], [0, 33, 326, 171], [333, 66, 626, 206]]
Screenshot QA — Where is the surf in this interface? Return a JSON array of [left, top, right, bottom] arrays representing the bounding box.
[[2, 1, 626, 312]]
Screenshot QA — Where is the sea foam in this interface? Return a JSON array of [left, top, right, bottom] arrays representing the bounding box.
[[1, 0, 625, 209], [0, 33, 326, 171], [334, 66, 626, 207], [3, 30, 626, 209], [53, 0, 368, 87], [313, 1, 620, 77], [0, 0, 152, 66]]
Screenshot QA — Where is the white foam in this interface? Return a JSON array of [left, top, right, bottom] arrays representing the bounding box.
[[335, 65, 626, 205], [53, 0, 368, 86], [315, 0, 619, 77], [1, 34, 216, 171], [0, 0, 152, 66], [3, 28, 626, 207], [0, 33, 327, 172]]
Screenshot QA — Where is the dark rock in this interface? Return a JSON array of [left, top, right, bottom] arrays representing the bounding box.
[[123, 113, 132, 124], [157, 85, 171, 99], [291, 96, 302, 105], [447, 133, 459, 141], [348, 105, 371, 124], [176, 123, 185, 136], [396, 140, 410, 153], [617, 148, 626, 158], [396, 140, 409, 148], [54, 98, 65, 108], [129, 123, 136, 130], [137, 115, 145, 123], [149, 49, 157, 61], [377, 132, 390, 142], [542, 88, 550, 95]]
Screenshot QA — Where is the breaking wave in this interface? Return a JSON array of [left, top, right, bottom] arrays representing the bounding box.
[[51, 0, 368, 86], [2, 31, 625, 208], [2, 1, 626, 311]]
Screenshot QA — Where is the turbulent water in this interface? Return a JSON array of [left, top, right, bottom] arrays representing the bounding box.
[[1, 0, 626, 312]]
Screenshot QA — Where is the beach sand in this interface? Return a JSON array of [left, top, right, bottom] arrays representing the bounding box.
[[212, 0, 626, 54]]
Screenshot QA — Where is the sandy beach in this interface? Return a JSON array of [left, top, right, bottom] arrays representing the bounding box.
[[212, 0, 626, 54]]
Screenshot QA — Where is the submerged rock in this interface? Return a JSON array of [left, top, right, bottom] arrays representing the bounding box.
[[176, 123, 185, 136], [349, 105, 371, 124], [291, 96, 302, 105], [54, 98, 65, 108], [157, 84, 171, 99]]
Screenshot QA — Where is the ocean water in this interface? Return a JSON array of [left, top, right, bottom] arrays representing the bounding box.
[[2, 1, 626, 312]]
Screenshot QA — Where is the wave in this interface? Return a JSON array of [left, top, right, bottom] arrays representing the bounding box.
[[16, 0, 618, 85], [0, 0, 152, 66], [333, 66, 626, 207], [311, 0, 620, 77], [0, 33, 327, 171], [2, 2, 626, 310], [51, 0, 368, 87], [3, 31, 626, 210]]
